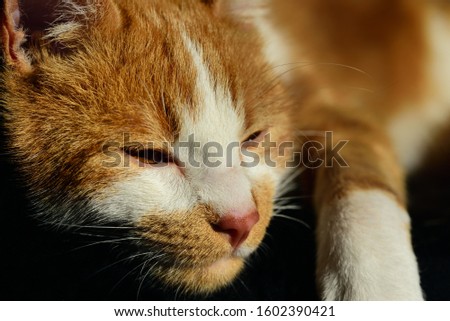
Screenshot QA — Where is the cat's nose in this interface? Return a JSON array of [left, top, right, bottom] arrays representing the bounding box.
[[213, 210, 260, 250]]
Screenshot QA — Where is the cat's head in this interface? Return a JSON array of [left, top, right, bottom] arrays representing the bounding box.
[[1, 0, 294, 294]]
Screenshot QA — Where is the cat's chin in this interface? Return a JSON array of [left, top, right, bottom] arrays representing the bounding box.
[[157, 255, 246, 295]]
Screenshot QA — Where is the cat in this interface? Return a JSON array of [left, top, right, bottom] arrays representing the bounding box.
[[1, 0, 447, 300]]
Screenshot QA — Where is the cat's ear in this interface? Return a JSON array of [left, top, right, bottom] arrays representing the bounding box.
[[1, 0, 77, 71], [0, 0, 30, 71], [1, 0, 121, 71]]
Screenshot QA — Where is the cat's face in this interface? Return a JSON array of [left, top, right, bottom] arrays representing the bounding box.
[[1, 0, 294, 293]]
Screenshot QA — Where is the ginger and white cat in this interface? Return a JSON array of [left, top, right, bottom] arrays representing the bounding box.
[[1, 0, 448, 300]]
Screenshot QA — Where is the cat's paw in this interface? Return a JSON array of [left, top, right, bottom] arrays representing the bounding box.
[[319, 262, 424, 301], [316, 190, 424, 300]]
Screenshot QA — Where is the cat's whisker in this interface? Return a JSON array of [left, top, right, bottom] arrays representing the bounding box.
[[110, 259, 150, 295], [276, 167, 306, 197], [266, 61, 375, 81], [227, 278, 239, 298], [237, 277, 251, 294], [36, 221, 136, 230], [274, 195, 310, 204], [110, 251, 168, 296], [252, 241, 271, 264], [174, 281, 185, 301], [136, 259, 153, 300], [138, 259, 149, 277], [273, 201, 291, 209], [77, 225, 135, 230], [242, 257, 256, 271], [272, 214, 311, 230], [274, 194, 311, 200], [342, 86, 376, 94], [263, 231, 274, 243], [240, 71, 290, 109], [274, 198, 310, 210], [93, 251, 163, 277], [72, 232, 112, 238], [273, 205, 302, 211], [70, 237, 142, 252], [251, 62, 376, 111]]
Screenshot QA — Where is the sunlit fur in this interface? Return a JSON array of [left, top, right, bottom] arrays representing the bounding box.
[[1, 0, 448, 299]]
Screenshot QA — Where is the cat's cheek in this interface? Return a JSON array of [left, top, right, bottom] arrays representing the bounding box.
[[244, 176, 276, 249]]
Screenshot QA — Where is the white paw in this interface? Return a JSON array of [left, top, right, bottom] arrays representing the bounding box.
[[317, 190, 424, 300]]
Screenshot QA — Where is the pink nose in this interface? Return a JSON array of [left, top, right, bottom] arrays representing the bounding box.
[[213, 210, 260, 249]]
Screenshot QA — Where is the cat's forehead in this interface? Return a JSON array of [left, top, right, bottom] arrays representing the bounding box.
[[22, 0, 269, 142]]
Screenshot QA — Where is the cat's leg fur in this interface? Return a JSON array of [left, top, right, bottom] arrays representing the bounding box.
[[300, 103, 424, 300], [317, 191, 423, 300]]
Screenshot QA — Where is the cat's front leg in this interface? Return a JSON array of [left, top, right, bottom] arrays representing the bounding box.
[[297, 104, 424, 300], [316, 189, 424, 300]]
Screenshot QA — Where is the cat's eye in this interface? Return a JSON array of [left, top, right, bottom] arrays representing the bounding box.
[[242, 130, 266, 145], [123, 146, 174, 166], [244, 131, 263, 142]]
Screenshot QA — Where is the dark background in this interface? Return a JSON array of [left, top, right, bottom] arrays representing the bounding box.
[[0, 154, 449, 301]]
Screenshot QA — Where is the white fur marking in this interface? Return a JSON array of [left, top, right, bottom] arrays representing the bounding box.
[[317, 190, 423, 300], [94, 167, 195, 222], [178, 34, 256, 216]]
